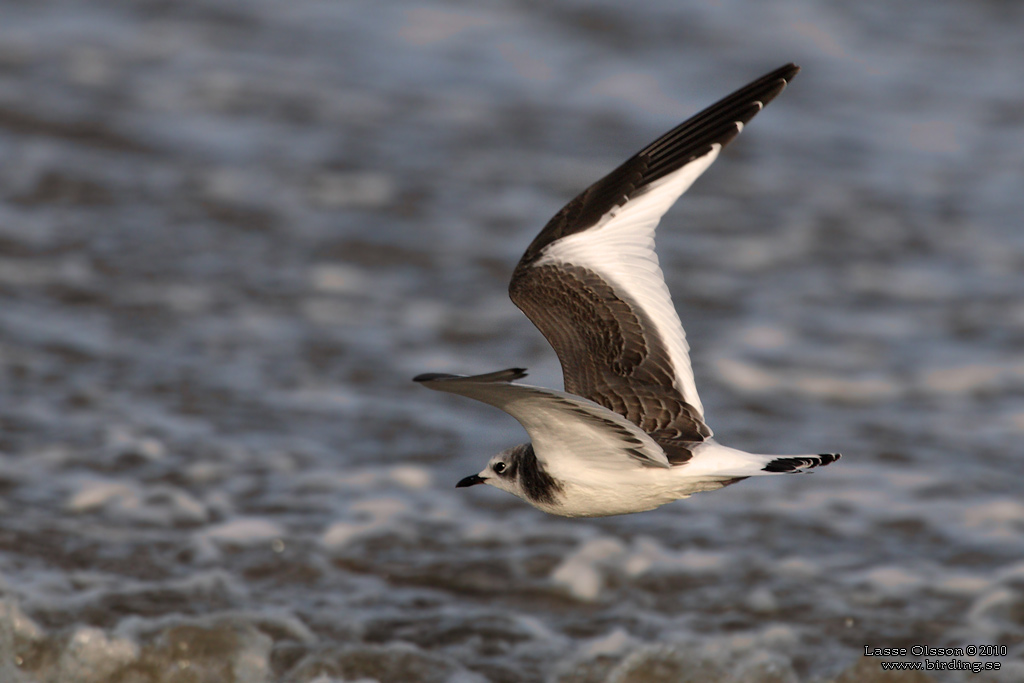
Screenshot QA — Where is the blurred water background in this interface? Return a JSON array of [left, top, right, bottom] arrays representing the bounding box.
[[1, 0, 1023, 681]]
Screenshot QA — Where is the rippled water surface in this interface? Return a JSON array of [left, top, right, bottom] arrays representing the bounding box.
[[1, 0, 1023, 681]]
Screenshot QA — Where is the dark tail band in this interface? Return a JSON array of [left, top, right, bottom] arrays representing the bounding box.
[[763, 453, 841, 473]]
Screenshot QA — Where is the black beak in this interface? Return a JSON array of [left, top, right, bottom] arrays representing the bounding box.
[[456, 474, 486, 488]]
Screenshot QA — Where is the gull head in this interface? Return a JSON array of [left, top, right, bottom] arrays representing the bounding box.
[[455, 443, 563, 509], [456, 444, 526, 497]]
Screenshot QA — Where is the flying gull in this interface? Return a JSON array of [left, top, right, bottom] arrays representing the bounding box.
[[415, 63, 840, 517]]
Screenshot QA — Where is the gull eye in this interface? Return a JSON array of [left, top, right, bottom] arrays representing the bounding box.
[[493, 462, 507, 475]]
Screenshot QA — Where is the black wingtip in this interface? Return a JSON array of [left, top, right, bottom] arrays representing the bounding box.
[[636, 62, 803, 183], [763, 63, 800, 86], [779, 62, 800, 80], [413, 372, 457, 383], [413, 367, 529, 384]]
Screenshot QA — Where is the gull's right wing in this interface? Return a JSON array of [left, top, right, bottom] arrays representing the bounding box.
[[508, 64, 800, 447]]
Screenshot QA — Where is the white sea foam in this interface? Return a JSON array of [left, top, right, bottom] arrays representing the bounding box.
[[59, 627, 140, 683], [203, 518, 286, 545], [322, 498, 411, 549], [66, 479, 209, 525], [550, 537, 626, 601]]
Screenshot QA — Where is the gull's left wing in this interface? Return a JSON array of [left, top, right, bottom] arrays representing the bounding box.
[[413, 368, 671, 471]]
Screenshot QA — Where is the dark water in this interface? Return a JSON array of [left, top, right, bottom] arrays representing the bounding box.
[[1, 0, 1023, 681]]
